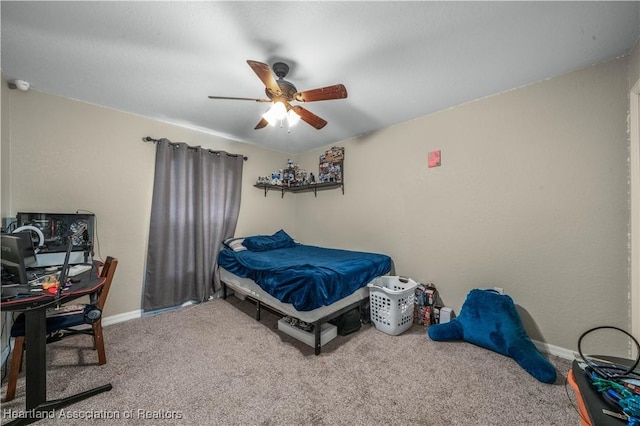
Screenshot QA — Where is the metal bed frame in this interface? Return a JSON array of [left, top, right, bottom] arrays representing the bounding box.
[[221, 281, 367, 355]]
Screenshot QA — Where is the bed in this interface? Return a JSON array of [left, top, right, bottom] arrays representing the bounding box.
[[217, 230, 392, 354]]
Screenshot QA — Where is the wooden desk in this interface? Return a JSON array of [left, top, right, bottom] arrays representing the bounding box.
[[570, 356, 634, 425], [1, 264, 112, 426]]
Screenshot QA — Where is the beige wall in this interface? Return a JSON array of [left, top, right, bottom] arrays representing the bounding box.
[[1, 75, 12, 353], [629, 39, 640, 341], [295, 56, 631, 354], [630, 39, 640, 90], [1, 76, 10, 218], [0, 83, 295, 319], [0, 53, 632, 356]]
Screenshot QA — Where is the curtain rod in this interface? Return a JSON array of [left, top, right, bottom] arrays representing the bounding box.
[[142, 136, 248, 161]]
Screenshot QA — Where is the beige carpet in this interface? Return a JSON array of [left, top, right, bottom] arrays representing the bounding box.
[[1, 297, 580, 425]]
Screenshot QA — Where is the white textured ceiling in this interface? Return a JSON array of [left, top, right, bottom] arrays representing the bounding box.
[[2, 1, 639, 154]]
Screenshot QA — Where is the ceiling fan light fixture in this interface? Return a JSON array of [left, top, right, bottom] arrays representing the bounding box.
[[287, 108, 301, 127], [209, 60, 347, 131], [262, 101, 287, 125]]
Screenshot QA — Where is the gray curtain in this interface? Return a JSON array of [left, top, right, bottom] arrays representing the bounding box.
[[143, 138, 243, 312]]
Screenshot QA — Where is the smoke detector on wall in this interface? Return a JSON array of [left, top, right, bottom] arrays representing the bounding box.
[[8, 79, 30, 91]]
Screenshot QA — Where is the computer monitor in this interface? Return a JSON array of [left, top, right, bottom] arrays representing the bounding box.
[[1, 234, 30, 284], [16, 212, 94, 266], [13, 231, 38, 268]]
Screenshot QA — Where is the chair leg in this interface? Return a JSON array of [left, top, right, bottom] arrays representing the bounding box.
[[5, 336, 25, 402], [6, 324, 108, 402], [92, 322, 106, 365]]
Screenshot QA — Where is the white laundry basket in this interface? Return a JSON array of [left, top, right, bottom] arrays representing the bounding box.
[[367, 276, 418, 335]]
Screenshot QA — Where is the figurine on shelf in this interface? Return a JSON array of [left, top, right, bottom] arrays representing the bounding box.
[[309, 172, 315, 184], [270, 170, 282, 186]]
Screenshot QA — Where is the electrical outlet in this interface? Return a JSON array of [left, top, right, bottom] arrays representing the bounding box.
[[493, 287, 504, 294]]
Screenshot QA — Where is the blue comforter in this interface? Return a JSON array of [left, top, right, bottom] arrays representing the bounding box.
[[218, 244, 392, 311]]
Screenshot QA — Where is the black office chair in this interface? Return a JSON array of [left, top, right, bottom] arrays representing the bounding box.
[[4, 256, 118, 402]]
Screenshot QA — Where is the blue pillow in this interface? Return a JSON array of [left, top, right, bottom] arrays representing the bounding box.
[[242, 229, 296, 252], [428, 289, 557, 384]]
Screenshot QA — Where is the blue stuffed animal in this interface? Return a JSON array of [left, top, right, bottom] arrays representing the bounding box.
[[428, 289, 557, 384]]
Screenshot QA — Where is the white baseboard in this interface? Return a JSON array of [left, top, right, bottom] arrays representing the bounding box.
[[533, 339, 575, 360], [101, 309, 142, 327]]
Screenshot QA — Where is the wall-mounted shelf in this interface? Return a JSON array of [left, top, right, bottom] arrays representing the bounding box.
[[254, 182, 344, 198], [255, 147, 344, 199]]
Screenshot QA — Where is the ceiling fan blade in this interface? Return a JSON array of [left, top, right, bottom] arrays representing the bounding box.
[[254, 118, 269, 130], [247, 60, 281, 96], [294, 84, 348, 102], [292, 106, 327, 129], [208, 96, 271, 102]]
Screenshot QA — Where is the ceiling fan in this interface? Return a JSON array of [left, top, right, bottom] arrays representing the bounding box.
[[208, 60, 348, 130]]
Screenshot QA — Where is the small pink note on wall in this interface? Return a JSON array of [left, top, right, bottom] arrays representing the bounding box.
[[428, 150, 441, 168]]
